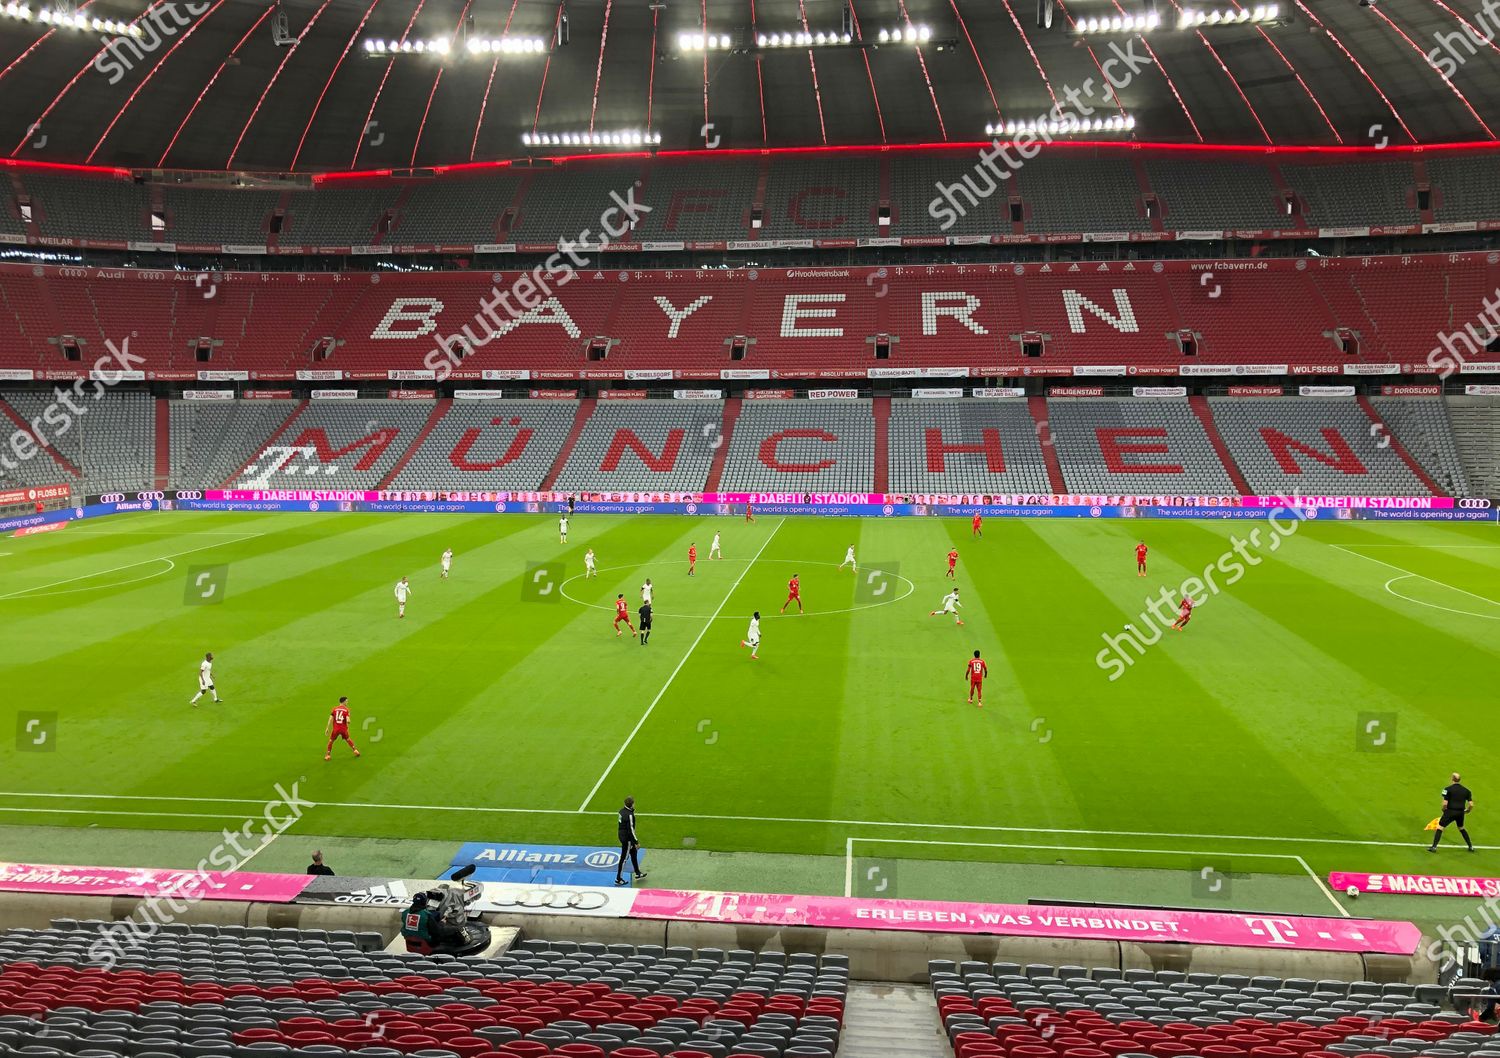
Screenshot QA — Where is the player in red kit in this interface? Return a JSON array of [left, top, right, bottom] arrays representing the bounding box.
[[614, 593, 636, 637], [781, 573, 803, 614], [945, 548, 959, 580], [745, 501, 755, 523], [325, 696, 361, 762], [1136, 541, 1148, 577], [966, 650, 989, 707], [972, 513, 982, 538], [688, 543, 697, 576], [1171, 596, 1193, 630]]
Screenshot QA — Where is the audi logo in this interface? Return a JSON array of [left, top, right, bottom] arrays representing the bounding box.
[[1459, 498, 1493, 509], [490, 887, 613, 911], [136, 491, 166, 502], [100, 493, 125, 504], [173, 490, 204, 501]]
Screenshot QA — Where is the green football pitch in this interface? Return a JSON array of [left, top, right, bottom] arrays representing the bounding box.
[[3, 508, 1499, 933]]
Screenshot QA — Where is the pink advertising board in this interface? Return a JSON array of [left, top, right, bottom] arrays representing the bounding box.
[[1330, 870, 1500, 898], [0, 863, 312, 903], [629, 889, 1421, 955]]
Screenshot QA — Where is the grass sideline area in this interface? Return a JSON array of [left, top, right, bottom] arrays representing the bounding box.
[[2, 509, 1498, 935]]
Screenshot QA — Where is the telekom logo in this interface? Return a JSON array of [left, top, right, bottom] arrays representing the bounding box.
[[1243, 917, 1300, 944]]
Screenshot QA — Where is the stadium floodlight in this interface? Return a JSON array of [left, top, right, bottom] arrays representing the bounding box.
[[523, 129, 663, 149], [875, 22, 932, 43], [24, 4, 139, 32], [1073, 10, 1162, 33], [367, 33, 544, 57], [676, 30, 733, 50], [986, 113, 1135, 137], [1176, 4, 1279, 28]]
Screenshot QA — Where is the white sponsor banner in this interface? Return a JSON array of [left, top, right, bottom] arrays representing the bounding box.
[[297, 370, 344, 381], [1176, 230, 1227, 241], [808, 389, 860, 400], [223, 244, 267, 255], [1178, 364, 1290, 377], [1466, 384, 1500, 395], [183, 389, 235, 401], [673, 389, 723, 400], [1341, 363, 1400, 376], [911, 388, 966, 399], [311, 389, 359, 400], [388, 369, 436, 381], [640, 241, 686, 252], [1132, 386, 1187, 397], [1299, 385, 1356, 397], [481, 370, 532, 381], [1072, 366, 1128, 377], [454, 390, 510, 400], [349, 245, 383, 256], [88, 370, 145, 382], [197, 370, 249, 382], [1458, 362, 1500, 374], [721, 369, 770, 380], [972, 387, 1026, 398], [625, 370, 675, 381], [475, 244, 516, 254], [0, 369, 35, 382], [1318, 227, 1371, 239], [127, 240, 176, 252], [867, 367, 970, 379], [1083, 232, 1131, 243]]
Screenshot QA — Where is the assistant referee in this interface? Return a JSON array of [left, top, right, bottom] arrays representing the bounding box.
[[614, 796, 648, 886], [1429, 771, 1476, 853]]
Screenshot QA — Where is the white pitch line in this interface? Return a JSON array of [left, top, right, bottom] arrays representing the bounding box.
[[1384, 575, 1500, 621], [576, 517, 785, 812], [0, 536, 255, 600], [1297, 853, 1351, 918], [844, 837, 855, 898], [1330, 543, 1500, 611], [0, 787, 1477, 852]]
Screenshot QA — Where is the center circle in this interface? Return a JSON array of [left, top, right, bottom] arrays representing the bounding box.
[[559, 558, 915, 619]]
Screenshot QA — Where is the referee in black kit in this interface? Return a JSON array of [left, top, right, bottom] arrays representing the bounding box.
[[638, 599, 652, 645], [614, 796, 648, 886], [1429, 771, 1477, 852]]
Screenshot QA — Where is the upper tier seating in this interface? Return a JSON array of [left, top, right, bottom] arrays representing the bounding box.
[[1047, 398, 1236, 493], [553, 401, 724, 491], [636, 159, 759, 241], [1013, 155, 1151, 233], [888, 399, 1051, 492], [387, 398, 577, 490], [1143, 157, 1285, 231], [1279, 161, 1417, 228], [233, 399, 433, 489], [760, 156, 878, 240], [513, 162, 646, 244], [169, 399, 299, 489], [161, 187, 280, 246], [1208, 398, 1431, 495], [1428, 153, 1500, 224], [397, 172, 524, 245], [20, 172, 150, 243], [720, 401, 875, 491], [929, 959, 1479, 1058], [279, 187, 397, 247], [0, 921, 848, 1057]]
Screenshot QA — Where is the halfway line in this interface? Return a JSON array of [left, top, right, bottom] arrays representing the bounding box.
[[576, 518, 784, 812]]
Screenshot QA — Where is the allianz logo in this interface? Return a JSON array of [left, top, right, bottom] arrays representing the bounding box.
[[475, 849, 620, 868]]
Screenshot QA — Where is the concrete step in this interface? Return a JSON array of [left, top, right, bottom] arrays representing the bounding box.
[[838, 980, 949, 1058]]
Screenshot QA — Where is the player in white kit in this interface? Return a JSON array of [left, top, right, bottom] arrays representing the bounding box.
[[838, 545, 856, 573], [584, 548, 597, 578], [559, 516, 569, 543], [929, 588, 964, 626], [395, 576, 412, 618], [709, 532, 722, 560], [740, 611, 761, 660], [440, 548, 453, 579], [641, 578, 654, 605], [190, 652, 222, 706]]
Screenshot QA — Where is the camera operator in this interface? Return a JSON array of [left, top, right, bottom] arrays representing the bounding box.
[[400, 891, 442, 954]]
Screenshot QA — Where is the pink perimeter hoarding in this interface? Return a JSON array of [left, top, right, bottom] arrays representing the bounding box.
[[0, 863, 312, 903], [1331, 870, 1500, 898], [629, 889, 1421, 955]]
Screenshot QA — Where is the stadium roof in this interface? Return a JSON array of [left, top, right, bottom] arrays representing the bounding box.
[[0, 0, 1496, 174]]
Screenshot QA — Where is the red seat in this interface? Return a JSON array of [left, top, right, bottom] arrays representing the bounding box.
[[445, 1039, 493, 1058], [1148, 1042, 1195, 1058]]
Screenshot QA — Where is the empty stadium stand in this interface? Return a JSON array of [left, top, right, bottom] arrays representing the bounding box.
[[1047, 399, 1237, 494], [0, 921, 848, 1057], [4, 390, 153, 494], [720, 401, 875, 492], [1448, 397, 1500, 497], [6, 146, 1500, 250], [552, 400, 725, 492], [1208, 398, 1434, 496], [168, 399, 301, 489], [387, 398, 579, 490], [233, 399, 434, 489], [3, 251, 1496, 379], [929, 960, 1483, 1058], [888, 399, 1051, 493], [1369, 397, 1471, 496]]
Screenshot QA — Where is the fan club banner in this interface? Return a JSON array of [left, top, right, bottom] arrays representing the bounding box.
[[0, 863, 311, 903], [0, 484, 71, 505]]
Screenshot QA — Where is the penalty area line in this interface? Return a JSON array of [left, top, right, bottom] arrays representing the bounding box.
[[575, 517, 785, 813]]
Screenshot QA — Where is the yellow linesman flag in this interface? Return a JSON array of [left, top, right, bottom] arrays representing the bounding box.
[[1425, 817, 1443, 831]]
